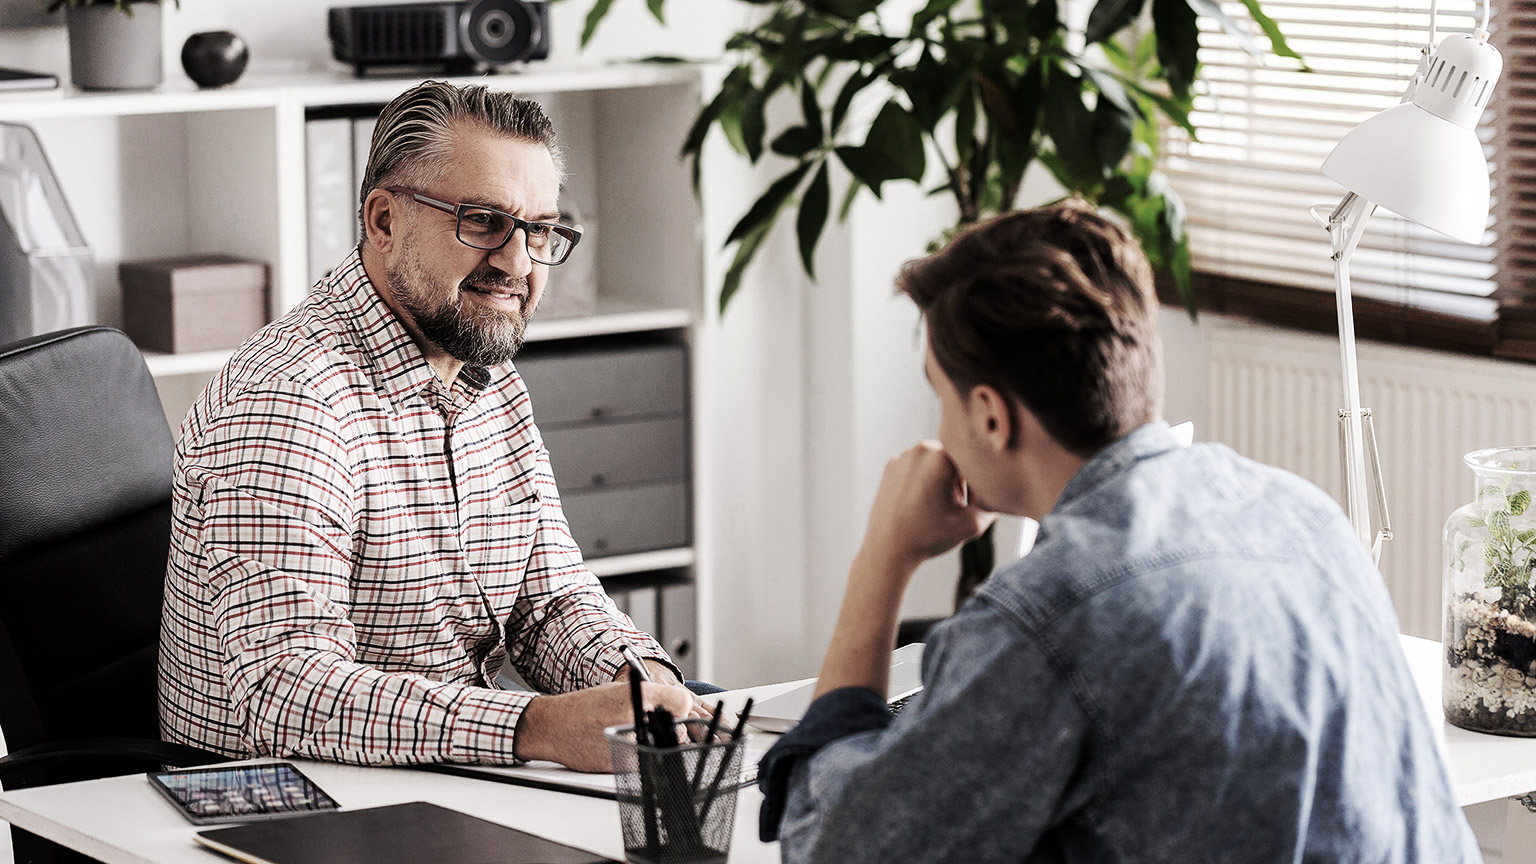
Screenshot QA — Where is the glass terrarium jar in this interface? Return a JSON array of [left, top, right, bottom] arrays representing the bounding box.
[[1444, 447, 1536, 735]]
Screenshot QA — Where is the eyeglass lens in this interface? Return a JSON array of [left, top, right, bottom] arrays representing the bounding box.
[[456, 206, 575, 264]]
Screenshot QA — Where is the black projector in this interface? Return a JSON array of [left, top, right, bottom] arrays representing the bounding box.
[[329, 0, 549, 76]]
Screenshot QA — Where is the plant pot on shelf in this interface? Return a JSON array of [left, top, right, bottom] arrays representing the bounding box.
[[65, 2, 163, 91], [1444, 447, 1536, 735]]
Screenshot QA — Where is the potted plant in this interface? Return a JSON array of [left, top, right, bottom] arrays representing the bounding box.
[[576, 0, 1299, 601], [46, 0, 180, 91]]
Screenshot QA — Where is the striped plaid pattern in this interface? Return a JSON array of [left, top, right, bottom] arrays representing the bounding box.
[[158, 249, 672, 765]]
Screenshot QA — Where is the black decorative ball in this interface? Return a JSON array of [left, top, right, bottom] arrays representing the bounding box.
[[180, 31, 249, 89]]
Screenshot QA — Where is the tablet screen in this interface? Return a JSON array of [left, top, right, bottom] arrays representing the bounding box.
[[148, 762, 340, 825]]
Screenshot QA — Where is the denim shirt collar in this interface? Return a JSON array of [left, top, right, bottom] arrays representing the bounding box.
[[1054, 421, 1180, 513]]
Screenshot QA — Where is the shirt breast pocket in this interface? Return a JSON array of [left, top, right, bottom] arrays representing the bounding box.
[[460, 476, 543, 584]]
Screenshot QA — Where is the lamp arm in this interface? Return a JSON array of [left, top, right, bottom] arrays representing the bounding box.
[[1328, 192, 1386, 560]]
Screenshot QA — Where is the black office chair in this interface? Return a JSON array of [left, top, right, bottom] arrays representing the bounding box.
[[0, 327, 229, 864]]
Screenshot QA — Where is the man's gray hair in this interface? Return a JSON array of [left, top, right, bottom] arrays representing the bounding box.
[[358, 80, 562, 233]]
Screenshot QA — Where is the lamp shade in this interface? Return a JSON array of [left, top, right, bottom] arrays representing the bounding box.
[[1321, 33, 1501, 245]]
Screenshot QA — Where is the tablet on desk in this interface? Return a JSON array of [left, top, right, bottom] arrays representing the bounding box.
[[148, 762, 340, 825]]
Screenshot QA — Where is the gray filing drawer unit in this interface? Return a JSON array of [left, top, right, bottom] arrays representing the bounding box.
[[515, 336, 697, 679], [514, 338, 691, 558]]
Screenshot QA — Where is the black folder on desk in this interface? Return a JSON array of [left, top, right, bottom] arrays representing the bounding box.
[[194, 801, 615, 864]]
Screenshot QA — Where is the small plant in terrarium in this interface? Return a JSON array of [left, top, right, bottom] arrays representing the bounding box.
[[1443, 449, 1536, 736], [1455, 486, 1536, 617]]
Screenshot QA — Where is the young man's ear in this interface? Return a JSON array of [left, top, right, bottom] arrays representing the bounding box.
[[967, 384, 1016, 452], [362, 189, 397, 253]]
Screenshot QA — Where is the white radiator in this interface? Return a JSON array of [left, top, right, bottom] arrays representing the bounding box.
[[1201, 319, 1536, 639]]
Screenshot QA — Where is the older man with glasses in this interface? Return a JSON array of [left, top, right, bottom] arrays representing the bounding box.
[[158, 80, 701, 773]]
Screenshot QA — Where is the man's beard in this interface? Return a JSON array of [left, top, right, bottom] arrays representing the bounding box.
[[387, 246, 532, 367]]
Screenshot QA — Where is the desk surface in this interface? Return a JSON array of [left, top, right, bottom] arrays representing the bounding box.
[[0, 684, 798, 864], [6, 642, 1536, 862], [1399, 634, 1536, 806]]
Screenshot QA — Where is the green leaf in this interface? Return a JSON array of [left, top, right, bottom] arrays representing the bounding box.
[[1124, 78, 1196, 137], [740, 87, 769, 163], [580, 0, 618, 48], [1468, 516, 1488, 528], [726, 161, 813, 245], [1492, 510, 1513, 539], [1184, 0, 1258, 57], [801, 78, 824, 143], [1152, 0, 1200, 101], [1085, 0, 1148, 45], [1519, 530, 1536, 545], [645, 0, 665, 24], [797, 162, 831, 277], [806, 0, 881, 21], [1092, 94, 1135, 171], [682, 67, 749, 192], [831, 68, 874, 134], [835, 100, 926, 196], [978, 73, 1020, 137], [913, 0, 965, 30], [1237, 0, 1304, 63], [720, 223, 772, 314], [772, 125, 820, 157], [823, 34, 903, 62], [1027, 0, 1061, 40], [1082, 66, 1139, 120], [1044, 68, 1102, 189], [838, 177, 863, 221], [1513, 490, 1533, 516]]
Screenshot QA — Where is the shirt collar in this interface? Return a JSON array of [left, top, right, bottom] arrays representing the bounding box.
[[325, 248, 496, 412], [1054, 421, 1181, 512]]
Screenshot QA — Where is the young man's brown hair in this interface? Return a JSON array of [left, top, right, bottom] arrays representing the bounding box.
[[898, 200, 1163, 457]]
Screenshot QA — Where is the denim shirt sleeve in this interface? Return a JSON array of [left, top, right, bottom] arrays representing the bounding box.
[[758, 686, 893, 841], [762, 609, 1095, 864]]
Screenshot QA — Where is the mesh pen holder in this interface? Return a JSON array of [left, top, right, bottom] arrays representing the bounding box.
[[605, 720, 745, 864]]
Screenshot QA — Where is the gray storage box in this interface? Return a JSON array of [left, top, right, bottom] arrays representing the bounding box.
[[120, 255, 269, 354], [541, 416, 688, 493], [560, 481, 689, 557], [515, 343, 686, 426]]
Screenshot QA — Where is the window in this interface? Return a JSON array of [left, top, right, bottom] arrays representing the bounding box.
[[1161, 0, 1523, 356]]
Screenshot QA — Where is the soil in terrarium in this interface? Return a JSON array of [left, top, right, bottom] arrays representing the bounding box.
[[1445, 596, 1536, 734]]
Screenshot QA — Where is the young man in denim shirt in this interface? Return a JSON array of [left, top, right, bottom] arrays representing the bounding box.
[[757, 202, 1478, 862]]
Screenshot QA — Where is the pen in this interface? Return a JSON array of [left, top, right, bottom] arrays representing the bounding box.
[[622, 644, 650, 747], [620, 644, 652, 682], [690, 701, 725, 795], [621, 644, 659, 852], [699, 697, 753, 825]]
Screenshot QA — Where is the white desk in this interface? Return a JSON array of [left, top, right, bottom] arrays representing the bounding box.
[[7, 645, 1536, 862], [0, 684, 799, 864]]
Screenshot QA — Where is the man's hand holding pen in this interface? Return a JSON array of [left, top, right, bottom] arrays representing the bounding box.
[[511, 673, 699, 772]]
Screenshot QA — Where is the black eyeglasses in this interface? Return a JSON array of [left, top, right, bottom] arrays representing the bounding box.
[[384, 187, 582, 266]]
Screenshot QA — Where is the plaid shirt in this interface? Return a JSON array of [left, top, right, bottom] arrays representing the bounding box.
[[158, 249, 673, 765]]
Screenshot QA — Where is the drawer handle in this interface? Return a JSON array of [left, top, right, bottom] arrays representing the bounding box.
[[593, 538, 609, 551], [589, 407, 606, 420], [668, 638, 692, 658], [591, 473, 607, 487]]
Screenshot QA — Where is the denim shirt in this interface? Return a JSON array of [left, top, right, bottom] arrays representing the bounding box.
[[759, 423, 1477, 863]]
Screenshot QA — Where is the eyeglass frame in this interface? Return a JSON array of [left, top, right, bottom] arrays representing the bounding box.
[[382, 186, 583, 265]]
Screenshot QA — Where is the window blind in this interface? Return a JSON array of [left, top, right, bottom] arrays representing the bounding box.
[[1161, 0, 1499, 325]]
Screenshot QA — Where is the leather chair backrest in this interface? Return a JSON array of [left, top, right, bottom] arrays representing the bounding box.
[[0, 326, 175, 752]]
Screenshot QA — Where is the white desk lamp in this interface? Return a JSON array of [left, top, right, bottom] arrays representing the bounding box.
[[1317, 0, 1502, 563]]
